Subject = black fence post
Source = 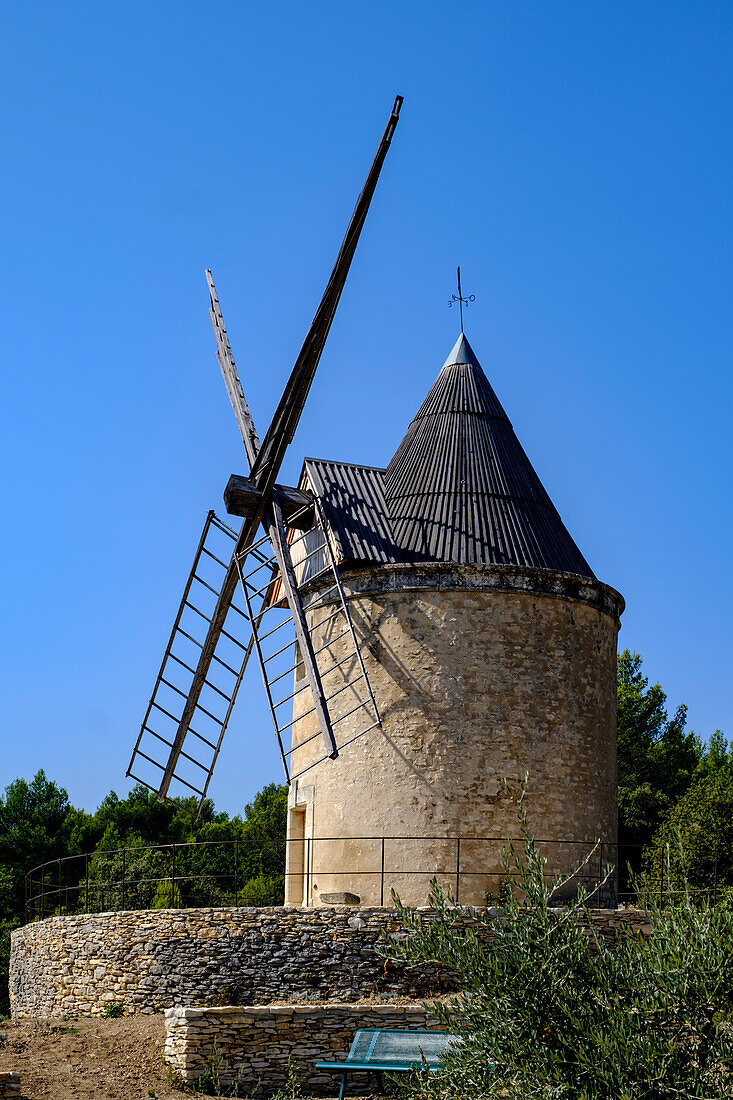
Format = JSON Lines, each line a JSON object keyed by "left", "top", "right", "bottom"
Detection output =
{"left": 85, "top": 853, "right": 89, "bottom": 913}
{"left": 455, "top": 838, "right": 461, "bottom": 904}
{"left": 380, "top": 838, "right": 385, "bottom": 906}
{"left": 659, "top": 846, "right": 665, "bottom": 907}
{"left": 171, "top": 843, "right": 176, "bottom": 908}
{"left": 235, "top": 838, "right": 239, "bottom": 906}
{"left": 306, "top": 836, "right": 311, "bottom": 907}
{"left": 121, "top": 848, "right": 126, "bottom": 911}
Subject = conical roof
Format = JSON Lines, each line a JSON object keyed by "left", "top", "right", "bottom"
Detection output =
{"left": 383, "top": 334, "right": 594, "bottom": 576}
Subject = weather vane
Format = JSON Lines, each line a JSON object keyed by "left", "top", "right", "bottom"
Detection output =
{"left": 448, "top": 266, "right": 475, "bottom": 331}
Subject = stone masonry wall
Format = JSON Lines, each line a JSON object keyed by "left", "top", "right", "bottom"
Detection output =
{"left": 288, "top": 564, "right": 623, "bottom": 906}
{"left": 10, "top": 906, "right": 448, "bottom": 1019}
{"left": 10, "top": 905, "right": 651, "bottom": 1020}
{"left": 164, "top": 1004, "right": 440, "bottom": 1095}
{"left": 0, "top": 1075, "right": 21, "bottom": 1099}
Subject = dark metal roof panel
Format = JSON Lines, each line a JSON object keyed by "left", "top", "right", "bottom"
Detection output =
{"left": 303, "top": 458, "right": 398, "bottom": 565}
{"left": 302, "top": 339, "right": 594, "bottom": 581}
{"left": 383, "top": 350, "right": 594, "bottom": 578}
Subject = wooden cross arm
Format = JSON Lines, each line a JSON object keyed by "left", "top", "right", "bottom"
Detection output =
{"left": 223, "top": 474, "right": 315, "bottom": 530}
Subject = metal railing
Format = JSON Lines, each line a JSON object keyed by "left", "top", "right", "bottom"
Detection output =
{"left": 23, "top": 835, "right": 726, "bottom": 921}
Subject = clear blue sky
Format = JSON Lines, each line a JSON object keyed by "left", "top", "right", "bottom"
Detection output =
{"left": 2, "top": 2, "right": 732, "bottom": 815}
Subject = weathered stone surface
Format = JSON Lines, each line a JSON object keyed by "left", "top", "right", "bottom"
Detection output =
{"left": 0, "top": 1073, "right": 21, "bottom": 1099}
{"left": 287, "top": 564, "right": 623, "bottom": 907}
{"left": 10, "top": 905, "right": 650, "bottom": 1019}
{"left": 163, "top": 1003, "right": 440, "bottom": 1095}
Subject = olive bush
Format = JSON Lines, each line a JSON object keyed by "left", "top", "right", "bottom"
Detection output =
{"left": 383, "top": 782, "right": 733, "bottom": 1100}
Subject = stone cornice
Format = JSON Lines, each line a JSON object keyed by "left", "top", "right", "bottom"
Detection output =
{"left": 304, "top": 562, "right": 624, "bottom": 623}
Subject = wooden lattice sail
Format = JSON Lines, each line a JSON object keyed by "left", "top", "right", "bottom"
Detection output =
{"left": 127, "top": 97, "right": 402, "bottom": 813}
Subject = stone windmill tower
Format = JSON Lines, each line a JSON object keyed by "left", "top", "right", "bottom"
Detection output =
{"left": 284, "top": 331, "right": 624, "bottom": 907}
{"left": 127, "top": 100, "right": 623, "bottom": 908}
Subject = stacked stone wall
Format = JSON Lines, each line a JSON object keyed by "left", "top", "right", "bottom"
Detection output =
{"left": 288, "top": 565, "right": 623, "bottom": 906}
{"left": 0, "top": 1075, "right": 21, "bottom": 1099}
{"left": 10, "top": 906, "right": 450, "bottom": 1019}
{"left": 10, "top": 905, "right": 651, "bottom": 1019}
{"left": 164, "top": 1003, "right": 440, "bottom": 1094}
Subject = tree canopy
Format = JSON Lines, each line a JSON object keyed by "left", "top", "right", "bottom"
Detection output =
{"left": 617, "top": 649, "right": 703, "bottom": 851}
{"left": 650, "top": 766, "right": 733, "bottom": 891}
{"left": 0, "top": 776, "right": 287, "bottom": 1012}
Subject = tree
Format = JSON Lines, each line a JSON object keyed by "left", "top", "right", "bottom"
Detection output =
{"left": 240, "top": 783, "right": 287, "bottom": 878}
{"left": 648, "top": 767, "right": 733, "bottom": 894}
{"left": 692, "top": 729, "right": 733, "bottom": 784}
{"left": 384, "top": 786, "right": 733, "bottom": 1099}
{"left": 617, "top": 650, "right": 701, "bottom": 853}
{"left": 0, "top": 771, "right": 78, "bottom": 913}
{"left": 85, "top": 784, "right": 219, "bottom": 851}
{"left": 237, "top": 783, "right": 287, "bottom": 903}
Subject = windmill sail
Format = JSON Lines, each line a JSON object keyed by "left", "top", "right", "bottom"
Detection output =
{"left": 205, "top": 274, "right": 338, "bottom": 763}
{"left": 208, "top": 272, "right": 261, "bottom": 466}
{"left": 127, "top": 96, "right": 401, "bottom": 808}
{"left": 250, "top": 95, "right": 403, "bottom": 485}
{"left": 126, "top": 500, "right": 380, "bottom": 808}
{"left": 235, "top": 500, "right": 380, "bottom": 783}
{"left": 126, "top": 511, "right": 253, "bottom": 803}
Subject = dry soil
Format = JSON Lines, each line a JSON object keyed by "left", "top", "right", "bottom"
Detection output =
{"left": 0, "top": 1016, "right": 186, "bottom": 1100}
{"left": 0, "top": 1016, "right": 369, "bottom": 1099}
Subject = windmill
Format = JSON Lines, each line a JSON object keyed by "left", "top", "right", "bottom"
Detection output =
{"left": 127, "top": 96, "right": 403, "bottom": 815}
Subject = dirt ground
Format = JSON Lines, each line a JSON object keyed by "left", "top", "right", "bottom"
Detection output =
{"left": 0, "top": 1016, "right": 184, "bottom": 1100}
{"left": 0, "top": 1016, "right": 371, "bottom": 1100}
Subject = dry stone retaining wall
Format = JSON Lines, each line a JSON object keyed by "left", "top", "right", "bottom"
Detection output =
{"left": 10, "top": 905, "right": 651, "bottom": 1019}
{"left": 0, "top": 1074, "right": 21, "bottom": 1099}
{"left": 164, "top": 1003, "right": 440, "bottom": 1095}
{"left": 10, "top": 906, "right": 449, "bottom": 1019}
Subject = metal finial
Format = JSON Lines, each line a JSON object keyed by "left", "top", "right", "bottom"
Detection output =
{"left": 448, "top": 266, "right": 475, "bottom": 331}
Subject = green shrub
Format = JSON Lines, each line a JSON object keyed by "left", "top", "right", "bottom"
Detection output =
{"left": 151, "top": 880, "right": 183, "bottom": 909}
{"left": 193, "top": 1036, "right": 224, "bottom": 1095}
{"left": 383, "top": 778, "right": 733, "bottom": 1100}
{"left": 0, "top": 918, "right": 19, "bottom": 1015}
{"left": 103, "top": 1001, "right": 124, "bottom": 1018}
{"left": 270, "top": 1059, "right": 310, "bottom": 1099}
{"left": 237, "top": 873, "right": 284, "bottom": 907}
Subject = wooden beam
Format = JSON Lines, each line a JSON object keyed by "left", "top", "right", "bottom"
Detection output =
{"left": 268, "top": 498, "right": 338, "bottom": 759}
{"left": 249, "top": 95, "right": 403, "bottom": 493}
{"left": 156, "top": 97, "right": 402, "bottom": 799}
{"left": 223, "top": 475, "right": 314, "bottom": 529}
{"left": 207, "top": 270, "right": 261, "bottom": 470}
